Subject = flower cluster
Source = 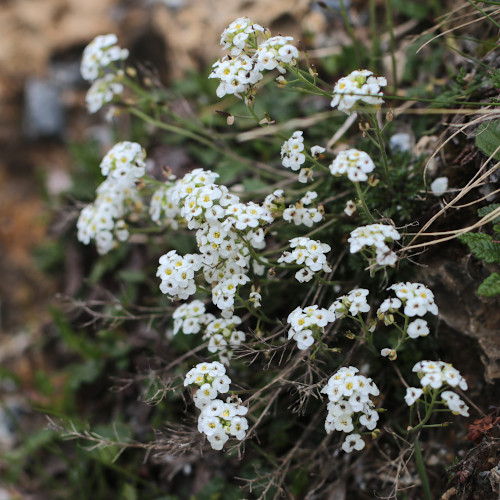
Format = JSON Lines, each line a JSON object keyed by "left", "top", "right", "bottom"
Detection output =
{"left": 173, "top": 300, "right": 214, "bottom": 335}
{"left": 219, "top": 17, "right": 265, "bottom": 56}
{"left": 321, "top": 366, "right": 380, "bottom": 453}
{"left": 81, "top": 34, "right": 129, "bottom": 82}
{"left": 377, "top": 282, "right": 438, "bottom": 341}
{"left": 329, "top": 288, "right": 370, "bottom": 319}
{"left": 281, "top": 131, "right": 305, "bottom": 171}
{"left": 330, "top": 69, "right": 387, "bottom": 115}
{"left": 405, "top": 361, "right": 469, "bottom": 417}
{"left": 255, "top": 36, "right": 299, "bottom": 74}
{"left": 81, "top": 34, "right": 128, "bottom": 113}
{"left": 77, "top": 141, "right": 146, "bottom": 254}
{"left": 156, "top": 168, "right": 273, "bottom": 315}
{"left": 283, "top": 191, "right": 323, "bottom": 227}
{"left": 150, "top": 182, "right": 181, "bottom": 229}
{"left": 210, "top": 18, "right": 298, "bottom": 101}
{"left": 203, "top": 315, "right": 246, "bottom": 364}
{"left": 184, "top": 362, "right": 249, "bottom": 450}
{"left": 86, "top": 73, "right": 124, "bottom": 114}
{"left": 157, "top": 251, "right": 203, "bottom": 300}
{"left": 387, "top": 282, "right": 438, "bottom": 317}
{"left": 100, "top": 141, "right": 146, "bottom": 184}
{"left": 329, "top": 149, "right": 375, "bottom": 183}
{"left": 287, "top": 305, "right": 335, "bottom": 350}
{"left": 209, "top": 55, "right": 263, "bottom": 99}
{"left": 278, "top": 237, "right": 332, "bottom": 283}
{"left": 348, "top": 223, "right": 401, "bottom": 266}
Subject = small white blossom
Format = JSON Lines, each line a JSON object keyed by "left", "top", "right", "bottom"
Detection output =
{"left": 81, "top": 34, "right": 129, "bottom": 82}
{"left": 348, "top": 224, "right": 401, "bottom": 267}
{"left": 404, "top": 387, "right": 423, "bottom": 406}
{"left": 330, "top": 69, "right": 387, "bottom": 115}
{"left": 278, "top": 237, "right": 332, "bottom": 281}
{"left": 287, "top": 305, "right": 335, "bottom": 350}
{"left": 85, "top": 73, "right": 125, "bottom": 113}
{"left": 441, "top": 391, "right": 469, "bottom": 417}
{"left": 281, "top": 131, "right": 305, "bottom": 171}
{"left": 219, "top": 17, "right": 264, "bottom": 56}
{"left": 322, "top": 366, "right": 380, "bottom": 450}
{"left": 344, "top": 200, "right": 356, "bottom": 216}
{"left": 329, "top": 149, "right": 375, "bottom": 183}
{"left": 407, "top": 319, "right": 430, "bottom": 339}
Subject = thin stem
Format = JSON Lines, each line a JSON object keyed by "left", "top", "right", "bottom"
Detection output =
{"left": 369, "top": 0, "right": 379, "bottom": 71}
{"left": 413, "top": 438, "right": 433, "bottom": 500}
{"left": 339, "top": 0, "right": 363, "bottom": 66}
{"left": 354, "top": 182, "right": 376, "bottom": 222}
{"left": 464, "top": 0, "right": 500, "bottom": 29}
{"left": 369, "top": 113, "right": 393, "bottom": 190}
{"left": 385, "top": 0, "right": 398, "bottom": 92}
{"left": 128, "top": 107, "right": 287, "bottom": 181}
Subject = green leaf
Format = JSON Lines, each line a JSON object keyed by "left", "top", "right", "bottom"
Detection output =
{"left": 475, "top": 120, "right": 500, "bottom": 161}
{"left": 478, "top": 273, "right": 500, "bottom": 297}
{"left": 478, "top": 203, "right": 500, "bottom": 223}
{"left": 459, "top": 232, "right": 500, "bottom": 263}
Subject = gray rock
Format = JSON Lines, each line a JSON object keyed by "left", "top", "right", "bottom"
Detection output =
{"left": 23, "top": 77, "right": 64, "bottom": 139}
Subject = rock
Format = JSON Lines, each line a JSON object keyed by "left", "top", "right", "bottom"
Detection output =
{"left": 421, "top": 259, "right": 500, "bottom": 382}
{"left": 151, "top": 0, "right": 310, "bottom": 79}
{"left": 23, "top": 77, "right": 64, "bottom": 139}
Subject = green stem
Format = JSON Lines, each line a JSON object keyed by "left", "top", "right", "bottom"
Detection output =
{"left": 128, "top": 107, "right": 286, "bottom": 181}
{"left": 369, "top": 0, "right": 379, "bottom": 71}
{"left": 464, "top": 0, "right": 500, "bottom": 29}
{"left": 370, "top": 113, "right": 392, "bottom": 190}
{"left": 413, "top": 438, "right": 433, "bottom": 500}
{"left": 339, "top": 0, "right": 363, "bottom": 66}
{"left": 385, "top": 0, "right": 397, "bottom": 92}
{"left": 354, "top": 182, "right": 375, "bottom": 222}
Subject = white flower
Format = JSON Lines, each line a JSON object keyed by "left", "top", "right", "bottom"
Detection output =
{"left": 85, "top": 73, "right": 124, "bottom": 113}
{"left": 249, "top": 291, "right": 262, "bottom": 308}
{"left": 381, "top": 348, "right": 397, "bottom": 360}
{"left": 322, "top": 367, "right": 380, "bottom": 441}
{"left": 348, "top": 224, "right": 401, "bottom": 267}
{"left": 287, "top": 305, "right": 335, "bottom": 350}
{"left": 311, "top": 145, "right": 325, "bottom": 158}
{"left": 344, "top": 200, "right": 356, "bottom": 216}
{"left": 342, "top": 433, "right": 365, "bottom": 453}
{"left": 278, "top": 236, "right": 332, "bottom": 281}
{"left": 281, "top": 131, "right": 305, "bottom": 171}
{"left": 441, "top": 391, "right": 469, "bottom": 417}
{"left": 219, "top": 17, "right": 264, "bottom": 56}
{"left": 388, "top": 282, "right": 438, "bottom": 317}
{"left": 407, "top": 319, "right": 430, "bottom": 339}
{"left": 81, "top": 34, "right": 129, "bottom": 82}
{"left": 430, "top": 177, "right": 448, "bottom": 196}
{"left": 412, "top": 361, "right": 468, "bottom": 391}
{"left": 207, "top": 429, "right": 230, "bottom": 450}
{"left": 330, "top": 69, "right": 387, "bottom": 115}
{"left": 255, "top": 36, "right": 299, "bottom": 74}
{"left": 404, "top": 387, "right": 423, "bottom": 406}
{"left": 100, "top": 141, "right": 146, "bottom": 185}
{"left": 329, "top": 149, "right": 375, "bottom": 183}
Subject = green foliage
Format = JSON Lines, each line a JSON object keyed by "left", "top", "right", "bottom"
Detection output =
{"left": 475, "top": 119, "right": 500, "bottom": 161}
{"left": 459, "top": 204, "right": 500, "bottom": 297}
{"left": 478, "top": 203, "right": 500, "bottom": 223}
{"left": 392, "top": 0, "right": 433, "bottom": 20}
{"left": 458, "top": 232, "right": 500, "bottom": 264}
{"left": 487, "top": 68, "right": 500, "bottom": 88}
{"left": 477, "top": 272, "right": 500, "bottom": 297}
